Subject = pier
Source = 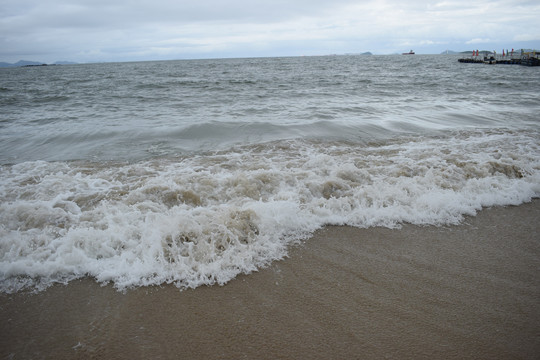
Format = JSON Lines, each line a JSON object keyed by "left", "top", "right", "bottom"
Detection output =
{"left": 458, "top": 51, "right": 539, "bottom": 66}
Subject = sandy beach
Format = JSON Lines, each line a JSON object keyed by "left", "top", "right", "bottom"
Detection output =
{"left": 1, "top": 200, "right": 539, "bottom": 359}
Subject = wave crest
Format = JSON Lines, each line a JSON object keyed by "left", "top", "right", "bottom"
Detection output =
{"left": 1, "top": 129, "right": 539, "bottom": 293}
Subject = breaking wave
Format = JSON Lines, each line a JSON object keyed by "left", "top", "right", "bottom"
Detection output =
{"left": 1, "top": 129, "right": 539, "bottom": 293}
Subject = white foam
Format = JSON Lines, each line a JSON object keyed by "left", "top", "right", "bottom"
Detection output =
{"left": 1, "top": 129, "right": 539, "bottom": 292}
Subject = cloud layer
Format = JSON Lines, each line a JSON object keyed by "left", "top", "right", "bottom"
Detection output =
{"left": 1, "top": 0, "right": 539, "bottom": 62}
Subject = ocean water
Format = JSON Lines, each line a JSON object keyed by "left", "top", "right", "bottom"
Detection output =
{"left": 1, "top": 55, "right": 539, "bottom": 293}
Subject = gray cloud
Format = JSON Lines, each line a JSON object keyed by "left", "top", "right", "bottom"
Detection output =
{"left": 1, "top": 0, "right": 539, "bottom": 63}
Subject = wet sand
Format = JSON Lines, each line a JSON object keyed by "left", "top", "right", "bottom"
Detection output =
{"left": 1, "top": 200, "right": 539, "bottom": 359}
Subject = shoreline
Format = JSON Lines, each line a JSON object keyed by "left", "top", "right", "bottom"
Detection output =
{"left": 1, "top": 200, "right": 539, "bottom": 359}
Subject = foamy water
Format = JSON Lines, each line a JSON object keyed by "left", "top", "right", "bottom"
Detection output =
{"left": 1, "top": 55, "right": 539, "bottom": 292}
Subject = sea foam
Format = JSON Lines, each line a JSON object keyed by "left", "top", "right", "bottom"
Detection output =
{"left": 1, "top": 129, "right": 539, "bottom": 293}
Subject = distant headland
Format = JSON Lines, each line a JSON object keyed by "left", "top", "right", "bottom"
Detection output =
{"left": 0, "top": 60, "right": 77, "bottom": 68}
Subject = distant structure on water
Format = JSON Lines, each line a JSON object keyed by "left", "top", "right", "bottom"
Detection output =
{"left": 402, "top": 50, "right": 415, "bottom": 55}
{"left": 458, "top": 49, "right": 539, "bottom": 66}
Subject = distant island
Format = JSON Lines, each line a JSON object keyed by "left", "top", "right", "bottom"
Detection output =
{"left": 0, "top": 60, "right": 77, "bottom": 68}
{"left": 441, "top": 49, "right": 538, "bottom": 55}
{"left": 441, "top": 50, "right": 498, "bottom": 55}
{"left": 343, "top": 52, "right": 372, "bottom": 56}
{"left": 440, "top": 50, "right": 494, "bottom": 55}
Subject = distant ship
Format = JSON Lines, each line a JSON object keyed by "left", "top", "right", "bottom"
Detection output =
{"left": 402, "top": 50, "right": 415, "bottom": 55}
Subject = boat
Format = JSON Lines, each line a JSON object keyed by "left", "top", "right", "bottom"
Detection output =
{"left": 484, "top": 56, "right": 496, "bottom": 65}
{"left": 521, "top": 52, "right": 540, "bottom": 66}
{"left": 402, "top": 50, "right": 415, "bottom": 55}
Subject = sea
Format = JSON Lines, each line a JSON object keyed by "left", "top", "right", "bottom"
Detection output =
{"left": 1, "top": 55, "right": 539, "bottom": 293}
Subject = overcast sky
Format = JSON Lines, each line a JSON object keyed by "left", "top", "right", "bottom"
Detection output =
{"left": 1, "top": 0, "right": 539, "bottom": 63}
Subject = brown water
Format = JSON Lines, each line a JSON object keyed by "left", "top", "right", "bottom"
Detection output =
{"left": 1, "top": 201, "right": 539, "bottom": 359}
